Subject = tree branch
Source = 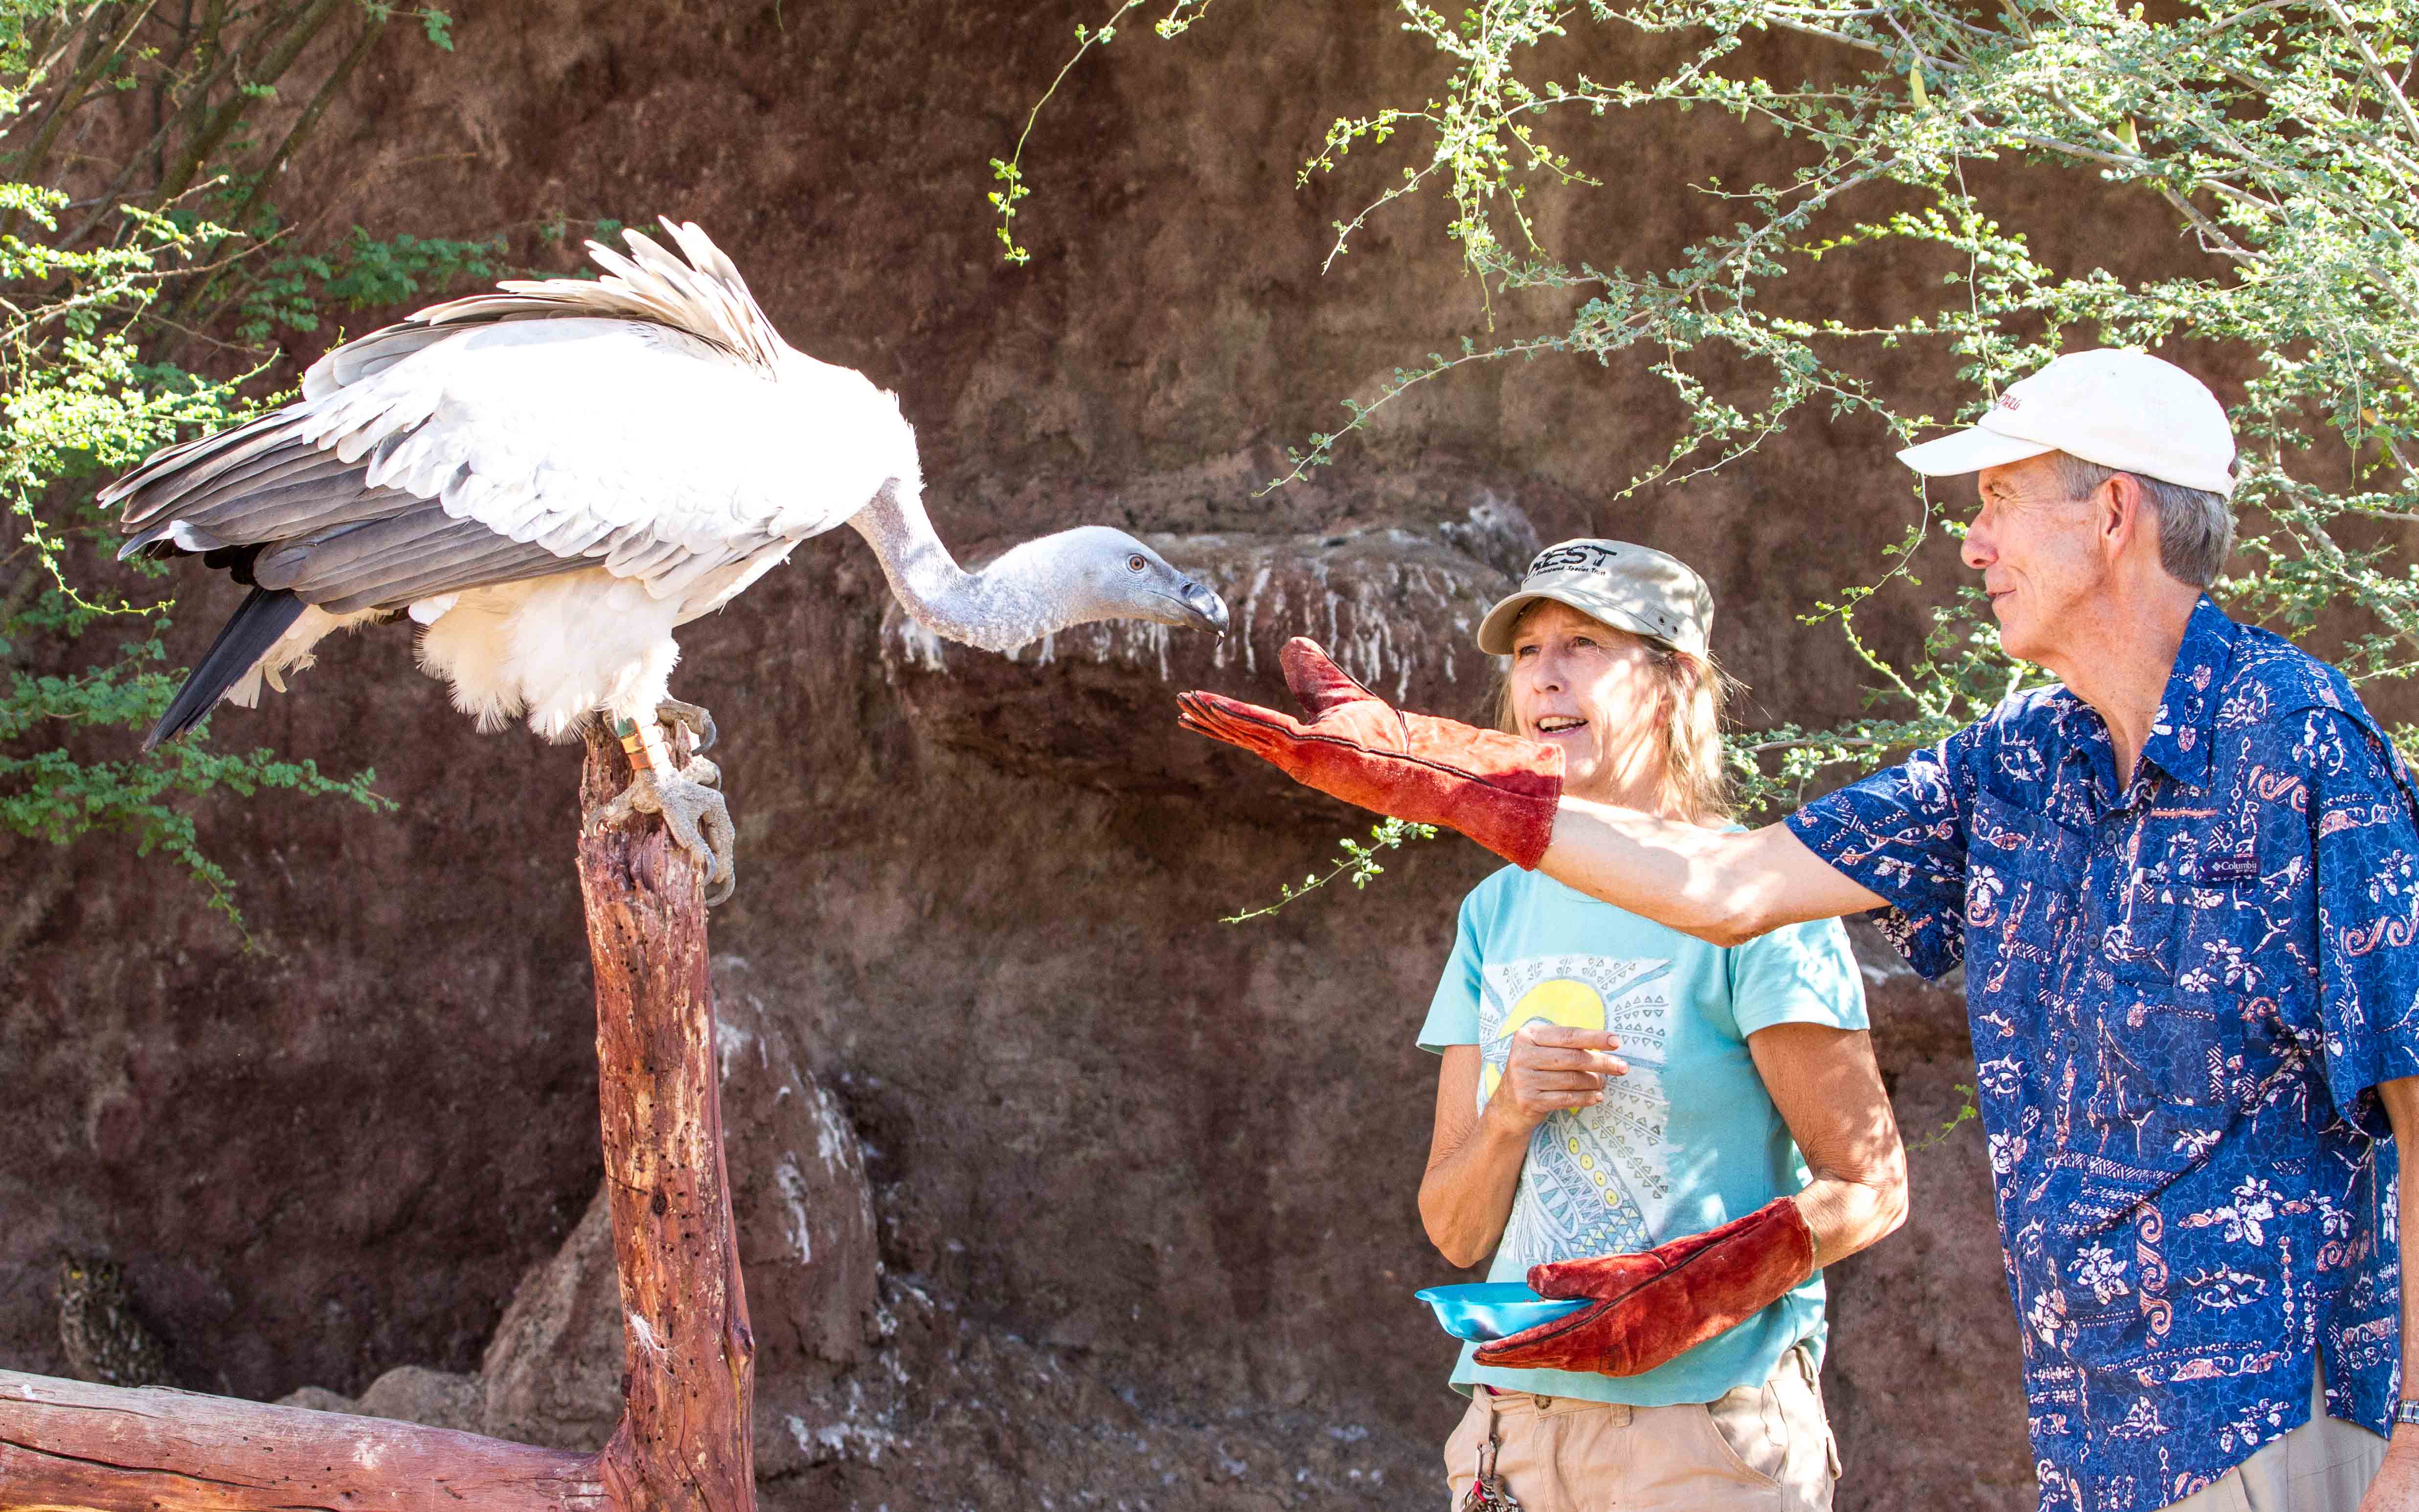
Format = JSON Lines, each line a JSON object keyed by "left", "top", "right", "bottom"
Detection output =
{"left": 152, "top": 0, "right": 348, "bottom": 206}
{"left": 169, "top": 9, "right": 390, "bottom": 325}
{"left": 0, "top": 1373, "right": 608, "bottom": 1512}
{"left": 2, "top": 1, "right": 162, "bottom": 232}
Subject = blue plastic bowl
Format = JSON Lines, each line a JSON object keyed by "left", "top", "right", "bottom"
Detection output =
{"left": 1414, "top": 1282, "right": 1589, "bottom": 1342}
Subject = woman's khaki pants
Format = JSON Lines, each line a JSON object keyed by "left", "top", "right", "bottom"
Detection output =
{"left": 1442, "top": 1346, "right": 1839, "bottom": 1512}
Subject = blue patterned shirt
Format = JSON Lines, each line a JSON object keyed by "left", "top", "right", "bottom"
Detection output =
{"left": 1786, "top": 596, "right": 2419, "bottom": 1512}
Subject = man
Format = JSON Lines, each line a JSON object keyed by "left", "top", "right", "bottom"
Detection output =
{"left": 1180, "top": 349, "right": 2419, "bottom": 1512}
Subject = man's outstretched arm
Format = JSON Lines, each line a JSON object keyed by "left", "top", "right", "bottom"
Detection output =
{"left": 1178, "top": 637, "right": 1888, "bottom": 946}
{"left": 1538, "top": 800, "right": 1886, "bottom": 946}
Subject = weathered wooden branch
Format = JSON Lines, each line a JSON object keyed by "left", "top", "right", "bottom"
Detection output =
{"left": 0, "top": 721, "right": 755, "bottom": 1512}
{"left": 576, "top": 722, "right": 756, "bottom": 1512}
{"left": 0, "top": 1372, "right": 605, "bottom": 1512}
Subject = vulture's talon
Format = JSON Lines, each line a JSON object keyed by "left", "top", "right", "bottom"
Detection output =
{"left": 595, "top": 767, "right": 738, "bottom": 904}
{"left": 681, "top": 754, "right": 721, "bottom": 790}
{"left": 653, "top": 772, "right": 735, "bottom": 905}
{"left": 656, "top": 699, "right": 718, "bottom": 755}
{"left": 589, "top": 783, "right": 645, "bottom": 834}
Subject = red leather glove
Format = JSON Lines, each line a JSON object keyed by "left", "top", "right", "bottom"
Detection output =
{"left": 1473, "top": 1197, "right": 1815, "bottom": 1377}
{"left": 1175, "top": 637, "right": 1564, "bottom": 870}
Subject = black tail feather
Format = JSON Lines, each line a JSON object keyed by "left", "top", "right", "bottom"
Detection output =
{"left": 143, "top": 587, "right": 307, "bottom": 751}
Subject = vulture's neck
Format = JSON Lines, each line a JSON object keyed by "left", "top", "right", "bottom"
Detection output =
{"left": 848, "top": 477, "right": 1105, "bottom": 654}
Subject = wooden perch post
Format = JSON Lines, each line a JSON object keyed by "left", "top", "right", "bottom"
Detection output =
{"left": 0, "top": 723, "right": 755, "bottom": 1512}
{"left": 577, "top": 722, "right": 756, "bottom": 1512}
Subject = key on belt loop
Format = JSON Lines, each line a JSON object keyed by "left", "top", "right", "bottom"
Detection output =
{"left": 1460, "top": 1388, "right": 1523, "bottom": 1512}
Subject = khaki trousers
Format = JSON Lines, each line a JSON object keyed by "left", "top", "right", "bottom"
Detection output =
{"left": 1441, "top": 1346, "right": 1839, "bottom": 1512}
{"left": 2158, "top": 1365, "right": 2386, "bottom": 1512}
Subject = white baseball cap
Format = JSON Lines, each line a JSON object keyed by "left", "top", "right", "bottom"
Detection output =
{"left": 1476, "top": 539, "right": 1715, "bottom": 657}
{"left": 1897, "top": 348, "right": 2236, "bottom": 496}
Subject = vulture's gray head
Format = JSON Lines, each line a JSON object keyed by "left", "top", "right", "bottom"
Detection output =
{"left": 999, "top": 526, "right": 1230, "bottom": 636}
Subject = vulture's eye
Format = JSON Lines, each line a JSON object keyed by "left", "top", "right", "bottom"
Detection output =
{"left": 1126, "top": 554, "right": 1148, "bottom": 573}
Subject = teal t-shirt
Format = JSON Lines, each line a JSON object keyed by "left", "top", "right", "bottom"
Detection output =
{"left": 1417, "top": 864, "right": 1869, "bottom": 1407}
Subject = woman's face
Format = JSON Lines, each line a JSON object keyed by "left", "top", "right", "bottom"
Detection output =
{"left": 1507, "top": 600, "right": 1667, "bottom": 805}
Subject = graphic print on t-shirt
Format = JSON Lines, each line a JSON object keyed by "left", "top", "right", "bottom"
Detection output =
{"left": 1477, "top": 954, "right": 1676, "bottom": 1268}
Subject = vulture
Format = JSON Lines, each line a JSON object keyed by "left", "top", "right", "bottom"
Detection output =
{"left": 108, "top": 219, "right": 1231, "bottom": 903}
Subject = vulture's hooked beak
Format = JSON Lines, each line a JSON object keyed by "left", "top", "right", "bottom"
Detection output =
{"left": 1177, "top": 578, "right": 1231, "bottom": 637}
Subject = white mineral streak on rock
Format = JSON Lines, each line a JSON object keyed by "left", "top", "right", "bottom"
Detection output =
{"left": 1236, "top": 565, "right": 1274, "bottom": 676}
{"left": 890, "top": 617, "right": 950, "bottom": 672}
{"left": 714, "top": 1016, "right": 753, "bottom": 1083}
{"left": 813, "top": 1085, "right": 853, "bottom": 1172}
{"left": 786, "top": 1410, "right": 901, "bottom": 1462}
{"left": 773, "top": 1154, "right": 814, "bottom": 1264}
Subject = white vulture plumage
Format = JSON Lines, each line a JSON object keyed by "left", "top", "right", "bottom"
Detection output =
{"left": 108, "top": 219, "right": 1231, "bottom": 903}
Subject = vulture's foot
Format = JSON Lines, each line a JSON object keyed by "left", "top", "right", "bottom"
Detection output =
{"left": 593, "top": 761, "right": 736, "bottom": 906}
{"left": 656, "top": 699, "right": 718, "bottom": 754}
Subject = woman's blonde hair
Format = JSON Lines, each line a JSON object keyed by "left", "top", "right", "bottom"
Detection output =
{"left": 1488, "top": 604, "right": 1736, "bottom": 825}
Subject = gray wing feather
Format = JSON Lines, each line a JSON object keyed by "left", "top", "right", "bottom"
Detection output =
{"left": 252, "top": 503, "right": 580, "bottom": 610}
{"left": 117, "top": 423, "right": 588, "bottom": 612}
{"left": 119, "top": 441, "right": 392, "bottom": 554}
{"left": 123, "top": 476, "right": 411, "bottom": 558}
{"left": 301, "top": 323, "right": 467, "bottom": 399}
{"left": 125, "top": 450, "right": 369, "bottom": 541}
{"left": 109, "top": 412, "right": 294, "bottom": 519}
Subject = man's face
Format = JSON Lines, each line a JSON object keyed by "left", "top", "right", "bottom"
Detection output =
{"left": 1961, "top": 453, "right": 2106, "bottom": 666}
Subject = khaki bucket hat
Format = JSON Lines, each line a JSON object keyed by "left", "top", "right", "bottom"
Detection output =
{"left": 1476, "top": 539, "right": 1715, "bottom": 657}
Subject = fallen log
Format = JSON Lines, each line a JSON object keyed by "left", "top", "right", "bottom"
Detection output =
{"left": 0, "top": 1372, "right": 604, "bottom": 1512}
{"left": 0, "top": 722, "right": 753, "bottom": 1512}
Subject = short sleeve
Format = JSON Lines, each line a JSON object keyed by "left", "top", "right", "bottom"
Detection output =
{"left": 1783, "top": 728, "right": 1979, "bottom": 980}
{"left": 1418, "top": 886, "right": 1489, "bottom": 1054}
{"left": 2302, "top": 708, "right": 2419, "bottom": 1133}
{"left": 1729, "top": 916, "right": 1870, "bottom": 1038}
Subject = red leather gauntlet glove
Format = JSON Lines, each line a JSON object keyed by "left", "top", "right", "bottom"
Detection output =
{"left": 1473, "top": 1197, "right": 1815, "bottom": 1377}
{"left": 1176, "top": 637, "right": 1564, "bottom": 870}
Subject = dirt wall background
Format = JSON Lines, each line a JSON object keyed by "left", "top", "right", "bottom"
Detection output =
{"left": 1, "top": 1, "right": 2257, "bottom": 1506}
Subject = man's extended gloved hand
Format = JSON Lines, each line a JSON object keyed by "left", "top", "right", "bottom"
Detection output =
{"left": 1473, "top": 1197, "right": 1815, "bottom": 1377}
{"left": 1176, "top": 637, "right": 1565, "bottom": 870}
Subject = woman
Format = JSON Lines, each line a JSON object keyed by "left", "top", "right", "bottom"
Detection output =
{"left": 1416, "top": 539, "right": 1906, "bottom": 1512}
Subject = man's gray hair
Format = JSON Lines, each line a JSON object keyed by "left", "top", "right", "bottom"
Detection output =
{"left": 2053, "top": 453, "right": 2235, "bottom": 587}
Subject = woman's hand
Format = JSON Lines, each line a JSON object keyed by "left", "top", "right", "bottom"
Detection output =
{"left": 1485, "top": 1023, "right": 1628, "bottom": 1135}
{"left": 1422, "top": 1030, "right": 1631, "bottom": 1267}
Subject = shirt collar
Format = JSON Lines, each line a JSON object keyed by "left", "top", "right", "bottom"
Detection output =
{"left": 2137, "top": 594, "right": 2238, "bottom": 791}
